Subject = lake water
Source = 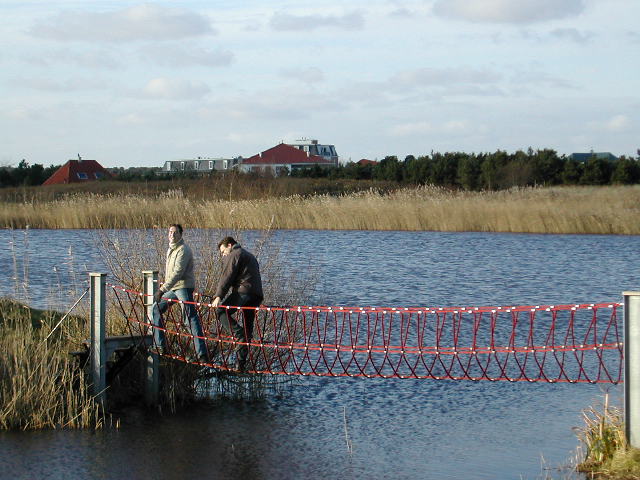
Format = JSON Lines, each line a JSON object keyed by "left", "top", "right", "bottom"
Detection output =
{"left": 1, "top": 228, "right": 638, "bottom": 480}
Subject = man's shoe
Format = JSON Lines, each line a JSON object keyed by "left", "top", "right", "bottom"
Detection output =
{"left": 149, "top": 346, "right": 164, "bottom": 356}
{"left": 234, "top": 358, "right": 247, "bottom": 373}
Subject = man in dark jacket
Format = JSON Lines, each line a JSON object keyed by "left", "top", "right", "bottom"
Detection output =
{"left": 211, "top": 236, "right": 263, "bottom": 372}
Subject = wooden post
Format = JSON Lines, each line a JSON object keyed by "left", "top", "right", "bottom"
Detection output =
{"left": 625, "top": 291, "right": 640, "bottom": 448}
{"left": 90, "top": 272, "right": 107, "bottom": 406}
{"left": 143, "top": 270, "right": 159, "bottom": 406}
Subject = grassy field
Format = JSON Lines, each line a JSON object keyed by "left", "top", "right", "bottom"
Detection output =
{"left": 1, "top": 181, "right": 639, "bottom": 234}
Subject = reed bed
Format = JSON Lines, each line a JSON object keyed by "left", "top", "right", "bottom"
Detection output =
{"left": 574, "top": 392, "right": 640, "bottom": 478}
{"left": 0, "top": 299, "right": 106, "bottom": 430}
{"left": 2, "top": 185, "right": 638, "bottom": 234}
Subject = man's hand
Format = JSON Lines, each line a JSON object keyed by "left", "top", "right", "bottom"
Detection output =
{"left": 153, "top": 289, "right": 164, "bottom": 304}
{"left": 211, "top": 296, "right": 221, "bottom": 308}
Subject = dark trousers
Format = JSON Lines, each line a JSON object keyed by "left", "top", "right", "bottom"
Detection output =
{"left": 217, "top": 292, "right": 262, "bottom": 365}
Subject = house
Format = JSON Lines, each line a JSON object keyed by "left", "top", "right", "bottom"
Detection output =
{"left": 285, "top": 139, "right": 339, "bottom": 166}
{"left": 240, "top": 143, "right": 335, "bottom": 175}
{"left": 162, "top": 157, "right": 242, "bottom": 174}
{"left": 569, "top": 152, "right": 618, "bottom": 163}
{"left": 42, "top": 158, "right": 112, "bottom": 185}
{"left": 357, "top": 159, "right": 378, "bottom": 166}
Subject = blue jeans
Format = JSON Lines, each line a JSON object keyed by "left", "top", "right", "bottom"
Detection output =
{"left": 152, "top": 288, "right": 207, "bottom": 359}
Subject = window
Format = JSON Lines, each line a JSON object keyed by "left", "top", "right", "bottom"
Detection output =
{"left": 94, "top": 172, "right": 104, "bottom": 179}
{"left": 165, "top": 162, "right": 171, "bottom": 171}
{"left": 223, "top": 160, "right": 228, "bottom": 170}
{"left": 209, "top": 160, "right": 213, "bottom": 170}
{"left": 180, "top": 162, "right": 185, "bottom": 170}
{"left": 76, "top": 172, "right": 88, "bottom": 180}
{"left": 194, "top": 161, "right": 199, "bottom": 170}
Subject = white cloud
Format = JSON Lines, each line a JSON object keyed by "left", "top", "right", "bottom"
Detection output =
{"left": 390, "top": 121, "right": 433, "bottom": 136}
{"left": 550, "top": 28, "right": 594, "bottom": 43}
{"left": 278, "top": 67, "right": 325, "bottom": 84}
{"left": 141, "top": 78, "right": 210, "bottom": 100}
{"left": 24, "top": 49, "right": 122, "bottom": 69}
{"left": 605, "top": 114, "right": 630, "bottom": 132}
{"left": 116, "top": 113, "right": 146, "bottom": 126}
{"left": 432, "top": 0, "right": 586, "bottom": 24}
{"left": 390, "top": 119, "right": 472, "bottom": 137}
{"left": 270, "top": 10, "right": 365, "bottom": 31}
{"left": 137, "top": 44, "right": 234, "bottom": 67}
{"left": 10, "top": 76, "right": 109, "bottom": 93}
{"left": 390, "top": 67, "right": 501, "bottom": 87}
{"left": 31, "top": 4, "right": 215, "bottom": 42}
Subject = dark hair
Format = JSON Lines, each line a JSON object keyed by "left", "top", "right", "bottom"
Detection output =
{"left": 169, "top": 224, "right": 183, "bottom": 234}
{"left": 218, "top": 236, "right": 237, "bottom": 249}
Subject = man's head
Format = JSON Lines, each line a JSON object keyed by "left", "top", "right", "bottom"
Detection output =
{"left": 168, "top": 224, "right": 183, "bottom": 243}
{"left": 218, "top": 236, "right": 237, "bottom": 256}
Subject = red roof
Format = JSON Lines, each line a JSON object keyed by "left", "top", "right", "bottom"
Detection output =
{"left": 43, "top": 159, "right": 112, "bottom": 185}
{"left": 243, "top": 143, "right": 334, "bottom": 165}
{"left": 357, "top": 159, "right": 378, "bottom": 166}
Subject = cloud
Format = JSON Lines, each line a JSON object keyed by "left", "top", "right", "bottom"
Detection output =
{"left": 10, "top": 76, "right": 109, "bottom": 92}
{"left": 278, "top": 67, "right": 325, "bottom": 84}
{"left": 24, "top": 49, "right": 122, "bottom": 69}
{"left": 432, "top": 0, "right": 586, "bottom": 24}
{"left": 31, "top": 4, "right": 215, "bottom": 42}
{"left": 390, "top": 67, "right": 501, "bottom": 87}
{"left": 605, "top": 114, "right": 630, "bottom": 132}
{"left": 137, "top": 44, "right": 234, "bottom": 67}
{"left": 390, "top": 121, "right": 433, "bottom": 136}
{"left": 270, "top": 10, "right": 364, "bottom": 31}
{"left": 550, "top": 28, "right": 594, "bottom": 43}
{"left": 390, "top": 119, "right": 472, "bottom": 137}
{"left": 141, "top": 78, "right": 211, "bottom": 100}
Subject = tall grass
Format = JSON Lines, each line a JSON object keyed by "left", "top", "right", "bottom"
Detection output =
{"left": 2, "top": 185, "right": 639, "bottom": 234}
{"left": 0, "top": 299, "right": 106, "bottom": 429}
{"left": 574, "top": 392, "right": 640, "bottom": 478}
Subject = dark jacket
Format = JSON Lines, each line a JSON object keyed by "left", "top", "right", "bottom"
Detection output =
{"left": 214, "top": 244, "right": 263, "bottom": 300}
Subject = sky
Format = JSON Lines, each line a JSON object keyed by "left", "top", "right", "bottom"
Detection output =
{"left": 1, "top": 0, "right": 638, "bottom": 168}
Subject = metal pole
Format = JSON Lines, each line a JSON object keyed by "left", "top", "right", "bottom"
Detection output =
{"left": 90, "top": 272, "right": 107, "bottom": 406}
{"left": 624, "top": 291, "right": 640, "bottom": 447}
{"left": 143, "top": 270, "right": 159, "bottom": 406}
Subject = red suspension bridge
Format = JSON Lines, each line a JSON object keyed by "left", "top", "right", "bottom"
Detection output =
{"left": 107, "top": 282, "right": 623, "bottom": 384}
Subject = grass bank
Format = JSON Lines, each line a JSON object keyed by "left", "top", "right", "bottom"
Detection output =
{"left": 1, "top": 184, "right": 639, "bottom": 234}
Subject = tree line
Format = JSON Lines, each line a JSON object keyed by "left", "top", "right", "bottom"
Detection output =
{"left": 292, "top": 149, "right": 640, "bottom": 190}
{"left": 0, "top": 160, "right": 60, "bottom": 187}
{"left": 3, "top": 149, "right": 639, "bottom": 190}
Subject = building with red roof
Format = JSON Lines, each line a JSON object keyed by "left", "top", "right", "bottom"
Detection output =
{"left": 357, "top": 159, "right": 378, "bottom": 166}
{"left": 43, "top": 158, "right": 112, "bottom": 185}
{"left": 240, "top": 143, "right": 335, "bottom": 176}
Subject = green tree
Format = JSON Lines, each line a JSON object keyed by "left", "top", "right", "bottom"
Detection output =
{"left": 611, "top": 156, "right": 640, "bottom": 184}
{"left": 581, "top": 157, "right": 613, "bottom": 185}
{"left": 457, "top": 154, "right": 482, "bottom": 190}
{"left": 373, "top": 156, "right": 402, "bottom": 182}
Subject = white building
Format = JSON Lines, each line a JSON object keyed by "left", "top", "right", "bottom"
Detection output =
{"left": 286, "top": 139, "right": 339, "bottom": 166}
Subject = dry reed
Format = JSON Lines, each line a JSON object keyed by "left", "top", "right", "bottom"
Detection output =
{"left": 0, "top": 299, "right": 106, "bottom": 429}
{"left": 574, "top": 392, "right": 640, "bottom": 478}
{"left": 2, "top": 185, "right": 638, "bottom": 234}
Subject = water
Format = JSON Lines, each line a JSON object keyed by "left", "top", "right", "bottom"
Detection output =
{"left": 1, "top": 229, "right": 638, "bottom": 480}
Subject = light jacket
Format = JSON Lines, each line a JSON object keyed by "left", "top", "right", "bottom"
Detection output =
{"left": 162, "top": 239, "right": 196, "bottom": 291}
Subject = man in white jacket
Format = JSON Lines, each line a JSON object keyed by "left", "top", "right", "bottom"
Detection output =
{"left": 151, "top": 224, "right": 208, "bottom": 363}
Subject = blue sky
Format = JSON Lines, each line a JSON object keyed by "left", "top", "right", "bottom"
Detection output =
{"left": 1, "top": 0, "right": 638, "bottom": 167}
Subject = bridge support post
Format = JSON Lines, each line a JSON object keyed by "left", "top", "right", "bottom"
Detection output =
{"left": 89, "top": 272, "right": 107, "bottom": 407}
{"left": 624, "top": 291, "right": 640, "bottom": 448}
{"left": 143, "top": 270, "right": 160, "bottom": 406}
